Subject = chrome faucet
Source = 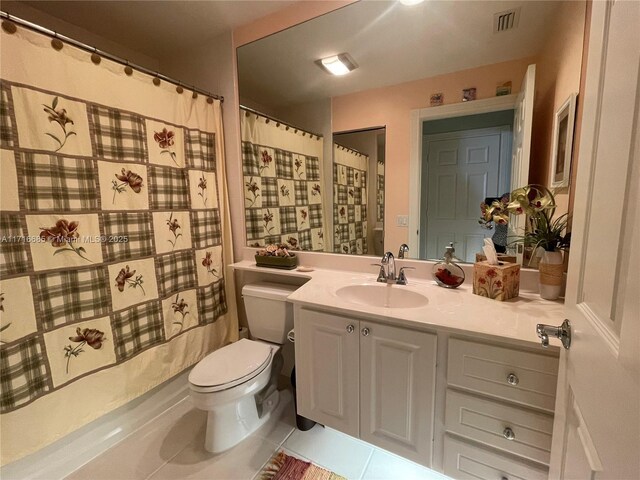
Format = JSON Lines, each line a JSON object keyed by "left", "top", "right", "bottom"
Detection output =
{"left": 381, "top": 252, "right": 396, "bottom": 283}
{"left": 373, "top": 251, "right": 415, "bottom": 285}
{"left": 398, "top": 244, "right": 409, "bottom": 259}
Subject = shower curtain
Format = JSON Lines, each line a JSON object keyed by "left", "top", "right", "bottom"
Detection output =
{"left": 333, "top": 144, "right": 369, "bottom": 254}
{"left": 0, "top": 25, "right": 237, "bottom": 464}
{"left": 240, "top": 109, "right": 325, "bottom": 251}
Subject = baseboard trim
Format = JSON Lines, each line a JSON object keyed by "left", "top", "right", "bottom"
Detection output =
{"left": 1, "top": 370, "right": 191, "bottom": 480}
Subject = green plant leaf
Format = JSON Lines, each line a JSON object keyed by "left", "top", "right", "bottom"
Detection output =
{"left": 53, "top": 248, "right": 70, "bottom": 256}
{"left": 52, "top": 96, "right": 58, "bottom": 109}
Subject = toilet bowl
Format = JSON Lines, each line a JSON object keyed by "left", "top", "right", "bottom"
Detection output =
{"left": 188, "top": 282, "right": 298, "bottom": 453}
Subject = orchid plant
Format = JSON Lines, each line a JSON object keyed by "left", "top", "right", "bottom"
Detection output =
{"left": 480, "top": 184, "right": 570, "bottom": 253}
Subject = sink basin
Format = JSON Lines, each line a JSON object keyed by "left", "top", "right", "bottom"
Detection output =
{"left": 335, "top": 284, "right": 428, "bottom": 308}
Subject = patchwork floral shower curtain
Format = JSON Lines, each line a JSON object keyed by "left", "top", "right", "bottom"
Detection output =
{"left": 0, "top": 26, "right": 237, "bottom": 464}
{"left": 333, "top": 144, "right": 369, "bottom": 254}
{"left": 241, "top": 109, "right": 325, "bottom": 251}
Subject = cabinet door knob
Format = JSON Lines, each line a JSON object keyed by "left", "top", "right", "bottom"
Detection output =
{"left": 361, "top": 327, "right": 370, "bottom": 336}
{"left": 506, "top": 373, "right": 519, "bottom": 386}
{"left": 503, "top": 427, "right": 515, "bottom": 440}
{"left": 346, "top": 324, "right": 354, "bottom": 334}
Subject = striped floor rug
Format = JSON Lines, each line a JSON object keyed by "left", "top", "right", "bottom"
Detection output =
{"left": 260, "top": 451, "right": 347, "bottom": 480}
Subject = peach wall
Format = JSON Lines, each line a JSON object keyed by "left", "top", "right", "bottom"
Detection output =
{"left": 529, "top": 0, "right": 586, "bottom": 215}
{"left": 332, "top": 57, "right": 535, "bottom": 251}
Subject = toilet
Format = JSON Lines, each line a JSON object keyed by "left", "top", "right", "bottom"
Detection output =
{"left": 188, "top": 282, "right": 297, "bottom": 453}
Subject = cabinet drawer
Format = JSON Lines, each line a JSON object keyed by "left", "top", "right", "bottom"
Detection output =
{"left": 445, "top": 389, "right": 553, "bottom": 465}
{"left": 447, "top": 338, "right": 559, "bottom": 412}
{"left": 443, "top": 435, "right": 548, "bottom": 480}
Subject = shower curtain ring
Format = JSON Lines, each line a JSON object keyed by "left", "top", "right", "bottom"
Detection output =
{"left": 124, "top": 60, "right": 133, "bottom": 76}
{"left": 192, "top": 87, "right": 198, "bottom": 99}
{"left": 2, "top": 17, "right": 17, "bottom": 34}
{"left": 153, "top": 73, "right": 161, "bottom": 86}
{"left": 51, "top": 32, "right": 63, "bottom": 50}
{"left": 91, "top": 47, "right": 101, "bottom": 64}
{"left": 176, "top": 82, "right": 184, "bottom": 94}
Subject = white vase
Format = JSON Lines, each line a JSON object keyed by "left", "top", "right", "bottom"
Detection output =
{"left": 538, "top": 250, "right": 564, "bottom": 300}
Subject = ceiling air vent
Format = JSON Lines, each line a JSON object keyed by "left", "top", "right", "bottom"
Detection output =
{"left": 493, "top": 8, "right": 520, "bottom": 33}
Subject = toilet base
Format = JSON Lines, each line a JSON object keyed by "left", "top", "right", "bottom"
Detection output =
{"left": 204, "top": 389, "right": 280, "bottom": 453}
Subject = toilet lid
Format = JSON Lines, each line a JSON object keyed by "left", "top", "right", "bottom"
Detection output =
{"left": 188, "top": 339, "right": 273, "bottom": 389}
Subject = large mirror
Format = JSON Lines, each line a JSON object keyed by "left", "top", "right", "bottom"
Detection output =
{"left": 237, "top": 0, "right": 586, "bottom": 263}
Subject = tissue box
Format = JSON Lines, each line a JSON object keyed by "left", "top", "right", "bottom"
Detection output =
{"left": 475, "top": 253, "right": 518, "bottom": 263}
{"left": 473, "top": 261, "right": 520, "bottom": 301}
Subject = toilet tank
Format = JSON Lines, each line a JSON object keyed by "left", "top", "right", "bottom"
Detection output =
{"left": 242, "top": 282, "right": 298, "bottom": 344}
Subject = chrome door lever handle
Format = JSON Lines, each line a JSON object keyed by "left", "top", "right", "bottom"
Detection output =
{"left": 536, "top": 319, "right": 571, "bottom": 349}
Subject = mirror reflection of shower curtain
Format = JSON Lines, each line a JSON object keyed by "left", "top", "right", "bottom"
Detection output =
{"left": 333, "top": 144, "right": 369, "bottom": 255}
{"left": 240, "top": 109, "right": 326, "bottom": 251}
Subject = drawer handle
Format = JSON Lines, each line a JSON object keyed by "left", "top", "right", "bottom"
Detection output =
{"left": 362, "top": 327, "right": 370, "bottom": 337}
{"left": 506, "top": 373, "right": 519, "bottom": 386}
{"left": 346, "top": 324, "right": 355, "bottom": 334}
{"left": 503, "top": 427, "right": 516, "bottom": 440}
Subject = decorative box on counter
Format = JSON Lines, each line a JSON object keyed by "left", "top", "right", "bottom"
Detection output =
{"left": 475, "top": 253, "right": 518, "bottom": 264}
{"left": 255, "top": 244, "right": 298, "bottom": 270}
{"left": 473, "top": 260, "right": 520, "bottom": 301}
{"left": 254, "top": 254, "right": 298, "bottom": 270}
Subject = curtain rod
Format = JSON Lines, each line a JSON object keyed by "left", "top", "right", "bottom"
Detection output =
{"left": 240, "top": 105, "right": 323, "bottom": 140}
{"left": 0, "top": 11, "right": 223, "bottom": 103}
{"left": 334, "top": 142, "right": 367, "bottom": 158}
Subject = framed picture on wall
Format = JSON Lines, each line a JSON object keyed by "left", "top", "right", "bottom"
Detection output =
{"left": 550, "top": 93, "right": 577, "bottom": 188}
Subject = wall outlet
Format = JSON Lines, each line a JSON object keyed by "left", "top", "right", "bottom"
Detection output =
{"left": 396, "top": 215, "right": 408, "bottom": 227}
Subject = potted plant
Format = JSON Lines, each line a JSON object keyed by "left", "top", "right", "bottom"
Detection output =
{"left": 480, "top": 184, "right": 570, "bottom": 300}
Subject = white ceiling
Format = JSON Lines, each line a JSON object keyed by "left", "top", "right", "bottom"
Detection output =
{"left": 238, "top": 0, "right": 564, "bottom": 109}
{"left": 3, "top": 0, "right": 296, "bottom": 58}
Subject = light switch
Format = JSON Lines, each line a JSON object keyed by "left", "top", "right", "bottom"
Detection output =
{"left": 396, "top": 215, "right": 408, "bottom": 227}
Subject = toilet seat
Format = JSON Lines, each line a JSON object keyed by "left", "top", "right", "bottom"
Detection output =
{"left": 188, "top": 339, "right": 273, "bottom": 392}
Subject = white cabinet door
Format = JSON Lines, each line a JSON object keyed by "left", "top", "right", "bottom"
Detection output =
{"left": 359, "top": 322, "right": 437, "bottom": 466}
{"left": 294, "top": 308, "right": 359, "bottom": 437}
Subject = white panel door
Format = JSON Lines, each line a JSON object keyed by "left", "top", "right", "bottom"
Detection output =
{"left": 548, "top": 1, "right": 640, "bottom": 478}
{"left": 425, "top": 127, "right": 508, "bottom": 262}
{"left": 359, "top": 322, "right": 437, "bottom": 466}
{"left": 509, "top": 64, "right": 535, "bottom": 263}
{"left": 294, "top": 308, "right": 360, "bottom": 437}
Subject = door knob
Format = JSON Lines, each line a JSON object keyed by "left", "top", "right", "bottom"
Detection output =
{"left": 506, "top": 373, "right": 519, "bottom": 386}
{"left": 346, "top": 324, "right": 354, "bottom": 334}
{"left": 361, "top": 327, "right": 370, "bottom": 336}
{"left": 536, "top": 319, "right": 571, "bottom": 349}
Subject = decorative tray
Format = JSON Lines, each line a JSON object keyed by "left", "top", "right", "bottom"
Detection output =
{"left": 254, "top": 254, "right": 298, "bottom": 270}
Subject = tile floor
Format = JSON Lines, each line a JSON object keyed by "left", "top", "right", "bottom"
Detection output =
{"left": 66, "top": 389, "right": 450, "bottom": 480}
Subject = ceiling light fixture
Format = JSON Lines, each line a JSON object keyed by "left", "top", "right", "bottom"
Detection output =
{"left": 399, "top": 0, "right": 424, "bottom": 5}
{"left": 316, "top": 53, "right": 358, "bottom": 76}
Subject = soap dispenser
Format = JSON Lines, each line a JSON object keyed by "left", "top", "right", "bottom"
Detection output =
{"left": 432, "top": 242, "right": 465, "bottom": 288}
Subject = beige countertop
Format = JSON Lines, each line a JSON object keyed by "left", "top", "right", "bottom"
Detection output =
{"left": 232, "top": 260, "right": 564, "bottom": 350}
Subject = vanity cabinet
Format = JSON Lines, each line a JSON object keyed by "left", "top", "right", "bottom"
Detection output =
{"left": 443, "top": 337, "right": 559, "bottom": 479}
{"left": 294, "top": 307, "right": 437, "bottom": 466}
